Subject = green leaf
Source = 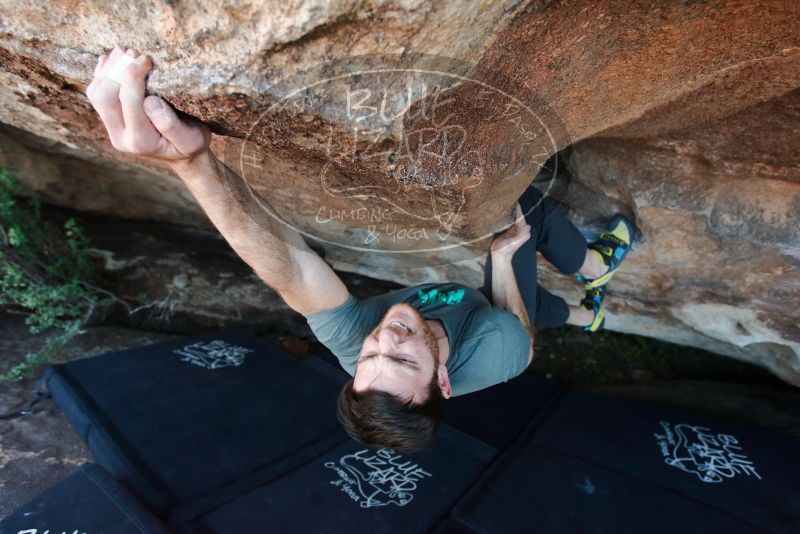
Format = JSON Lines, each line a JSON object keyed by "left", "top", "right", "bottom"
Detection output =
{"left": 0, "top": 164, "right": 111, "bottom": 381}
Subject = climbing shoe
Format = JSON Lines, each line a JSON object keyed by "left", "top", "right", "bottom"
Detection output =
{"left": 581, "top": 286, "right": 606, "bottom": 333}
{"left": 577, "top": 215, "right": 636, "bottom": 290}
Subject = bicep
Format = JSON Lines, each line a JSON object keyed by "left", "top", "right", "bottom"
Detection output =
{"left": 277, "top": 245, "right": 350, "bottom": 315}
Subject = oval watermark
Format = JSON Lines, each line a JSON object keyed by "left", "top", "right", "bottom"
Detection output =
{"left": 236, "top": 54, "right": 571, "bottom": 269}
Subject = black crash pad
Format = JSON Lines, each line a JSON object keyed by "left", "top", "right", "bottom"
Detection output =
{"left": 44, "top": 329, "right": 558, "bottom": 527}
{"left": 449, "top": 390, "right": 800, "bottom": 533}
{"left": 43, "top": 328, "right": 798, "bottom": 533}
{"left": 170, "top": 424, "right": 494, "bottom": 534}
{"left": 0, "top": 464, "right": 168, "bottom": 534}
{"left": 44, "top": 329, "right": 348, "bottom": 517}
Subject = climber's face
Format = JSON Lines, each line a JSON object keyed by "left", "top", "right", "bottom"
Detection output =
{"left": 353, "top": 303, "right": 446, "bottom": 403}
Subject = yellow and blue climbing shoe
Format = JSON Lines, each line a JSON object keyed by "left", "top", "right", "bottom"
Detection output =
{"left": 578, "top": 215, "right": 636, "bottom": 290}
{"left": 581, "top": 286, "right": 606, "bottom": 333}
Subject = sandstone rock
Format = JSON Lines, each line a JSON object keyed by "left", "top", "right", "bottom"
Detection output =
{"left": 549, "top": 88, "right": 800, "bottom": 385}
{"left": 0, "top": 1, "right": 798, "bottom": 383}
{"left": 50, "top": 206, "right": 398, "bottom": 336}
{"left": 0, "top": 124, "right": 206, "bottom": 225}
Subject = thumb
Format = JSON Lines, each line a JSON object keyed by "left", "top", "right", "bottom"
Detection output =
{"left": 502, "top": 224, "right": 518, "bottom": 238}
{"left": 514, "top": 203, "right": 525, "bottom": 229}
{"left": 144, "top": 95, "right": 206, "bottom": 157}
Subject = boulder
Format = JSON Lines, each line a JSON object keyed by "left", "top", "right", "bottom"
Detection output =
{"left": 546, "top": 88, "right": 800, "bottom": 385}
{"left": 0, "top": 0, "right": 798, "bottom": 383}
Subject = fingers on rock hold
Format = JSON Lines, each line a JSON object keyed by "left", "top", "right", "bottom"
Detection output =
{"left": 143, "top": 96, "right": 182, "bottom": 138}
{"left": 107, "top": 53, "right": 137, "bottom": 84}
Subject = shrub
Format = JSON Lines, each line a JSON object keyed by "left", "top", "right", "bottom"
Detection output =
{"left": 0, "top": 166, "right": 106, "bottom": 381}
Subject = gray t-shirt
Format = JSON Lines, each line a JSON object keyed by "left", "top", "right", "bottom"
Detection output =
{"left": 304, "top": 283, "right": 531, "bottom": 396}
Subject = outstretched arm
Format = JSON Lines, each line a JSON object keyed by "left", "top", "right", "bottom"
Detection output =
{"left": 489, "top": 204, "right": 534, "bottom": 365}
{"left": 86, "top": 47, "right": 349, "bottom": 315}
{"left": 170, "top": 151, "right": 350, "bottom": 315}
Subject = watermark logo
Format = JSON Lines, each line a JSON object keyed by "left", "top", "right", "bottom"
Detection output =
{"left": 654, "top": 421, "right": 762, "bottom": 484}
{"left": 174, "top": 340, "right": 253, "bottom": 370}
{"left": 324, "top": 448, "right": 432, "bottom": 508}
{"left": 234, "top": 54, "right": 569, "bottom": 267}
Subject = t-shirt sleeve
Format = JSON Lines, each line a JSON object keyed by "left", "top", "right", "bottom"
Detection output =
{"left": 449, "top": 308, "right": 532, "bottom": 396}
{"left": 496, "top": 311, "right": 534, "bottom": 378}
{"left": 303, "top": 294, "right": 385, "bottom": 376}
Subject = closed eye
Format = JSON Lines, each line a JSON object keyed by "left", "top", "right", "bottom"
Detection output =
{"left": 358, "top": 352, "right": 418, "bottom": 370}
{"left": 358, "top": 352, "right": 378, "bottom": 363}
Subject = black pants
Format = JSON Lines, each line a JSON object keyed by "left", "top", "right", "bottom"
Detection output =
{"left": 483, "top": 186, "right": 587, "bottom": 327}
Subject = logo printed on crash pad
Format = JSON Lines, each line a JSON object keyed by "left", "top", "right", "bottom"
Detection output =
{"left": 654, "top": 421, "right": 762, "bottom": 483}
{"left": 174, "top": 340, "right": 253, "bottom": 370}
{"left": 16, "top": 529, "right": 88, "bottom": 534}
{"left": 325, "top": 448, "right": 431, "bottom": 508}
{"left": 417, "top": 287, "right": 465, "bottom": 307}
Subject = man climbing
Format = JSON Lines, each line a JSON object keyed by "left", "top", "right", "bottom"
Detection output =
{"left": 86, "top": 47, "right": 635, "bottom": 453}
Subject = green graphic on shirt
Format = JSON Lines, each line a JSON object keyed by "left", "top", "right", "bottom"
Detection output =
{"left": 417, "top": 288, "right": 465, "bottom": 307}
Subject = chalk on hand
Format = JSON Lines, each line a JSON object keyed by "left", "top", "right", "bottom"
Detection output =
{"left": 106, "top": 53, "right": 136, "bottom": 84}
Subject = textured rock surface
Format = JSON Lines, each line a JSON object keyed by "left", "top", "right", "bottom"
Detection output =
{"left": 0, "top": 1, "right": 798, "bottom": 383}
{"left": 542, "top": 88, "right": 800, "bottom": 384}
{"left": 67, "top": 207, "right": 401, "bottom": 336}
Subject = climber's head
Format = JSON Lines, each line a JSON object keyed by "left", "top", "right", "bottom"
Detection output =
{"left": 336, "top": 303, "right": 451, "bottom": 453}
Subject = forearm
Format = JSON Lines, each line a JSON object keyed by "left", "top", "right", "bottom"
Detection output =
{"left": 490, "top": 252, "right": 534, "bottom": 348}
{"left": 85, "top": 47, "right": 342, "bottom": 311}
{"left": 170, "top": 150, "right": 306, "bottom": 291}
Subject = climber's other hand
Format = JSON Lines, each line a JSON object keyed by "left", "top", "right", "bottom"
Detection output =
{"left": 86, "top": 46, "right": 210, "bottom": 166}
{"left": 490, "top": 203, "right": 531, "bottom": 259}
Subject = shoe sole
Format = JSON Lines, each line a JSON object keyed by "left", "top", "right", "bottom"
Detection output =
{"left": 584, "top": 215, "right": 636, "bottom": 290}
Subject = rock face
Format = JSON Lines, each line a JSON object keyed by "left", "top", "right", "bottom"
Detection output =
{"left": 0, "top": 1, "right": 798, "bottom": 383}
{"left": 547, "top": 88, "right": 800, "bottom": 384}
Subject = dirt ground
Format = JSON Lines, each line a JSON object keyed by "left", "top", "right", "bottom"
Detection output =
{"left": 0, "top": 315, "right": 180, "bottom": 519}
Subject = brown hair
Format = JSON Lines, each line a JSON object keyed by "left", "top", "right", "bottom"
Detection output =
{"left": 336, "top": 377, "right": 444, "bottom": 454}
